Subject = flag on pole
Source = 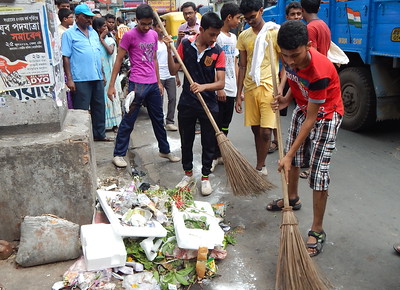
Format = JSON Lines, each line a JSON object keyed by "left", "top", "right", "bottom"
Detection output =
{"left": 346, "top": 7, "right": 362, "bottom": 28}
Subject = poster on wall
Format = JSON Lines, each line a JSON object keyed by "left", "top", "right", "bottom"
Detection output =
{"left": 0, "top": 11, "right": 54, "bottom": 92}
{"left": 44, "top": 0, "right": 62, "bottom": 66}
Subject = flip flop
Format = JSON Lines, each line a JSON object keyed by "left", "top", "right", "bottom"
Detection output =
{"left": 266, "top": 197, "right": 302, "bottom": 211}
{"left": 300, "top": 169, "right": 310, "bottom": 179}
{"left": 94, "top": 137, "right": 115, "bottom": 142}
{"left": 268, "top": 140, "right": 278, "bottom": 153}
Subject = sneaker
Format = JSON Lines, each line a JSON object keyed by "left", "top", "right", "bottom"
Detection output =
{"left": 257, "top": 166, "right": 268, "bottom": 176}
{"left": 176, "top": 175, "right": 195, "bottom": 188}
{"left": 210, "top": 159, "right": 219, "bottom": 172}
{"left": 201, "top": 179, "right": 213, "bottom": 196}
{"left": 113, "top": 156, "right": 127, "bottom": 168}
{"left": 165, "top": 124, "right": 178, "bottom": 131}
{"left": 159, "top": 152, "right": 181, "bottom": 162}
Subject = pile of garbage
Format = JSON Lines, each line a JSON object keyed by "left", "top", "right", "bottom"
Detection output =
{"left": 59, "top": 177, "right": 237, "bottom": 290}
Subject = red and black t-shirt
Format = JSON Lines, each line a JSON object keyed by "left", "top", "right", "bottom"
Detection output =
{"left": 176, "top": 35, "right": 225, "bottom": 112}
{"left": 284, "top": 48, "right": 344, "bottom": 120}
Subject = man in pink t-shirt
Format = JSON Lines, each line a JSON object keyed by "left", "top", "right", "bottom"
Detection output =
{"left": 107, "top": 4, "right": 180, "bottom": 168}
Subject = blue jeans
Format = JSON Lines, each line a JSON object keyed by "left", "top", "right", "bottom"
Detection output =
{"left": 114, "top": 82, "right": 170, "bottom": 157}
{"left": 73, "top": 80, "right": 105, "bottom": 140}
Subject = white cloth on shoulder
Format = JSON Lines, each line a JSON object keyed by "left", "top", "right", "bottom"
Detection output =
{"left": 249, "top": 21, "right": 280, "bottom": 87}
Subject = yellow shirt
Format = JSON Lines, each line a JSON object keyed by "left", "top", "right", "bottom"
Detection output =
{"left": 236, "top": 27, "right": 280, "bottom": 92}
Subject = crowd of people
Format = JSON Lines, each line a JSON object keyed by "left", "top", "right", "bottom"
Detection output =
{"left": 57, "top": 0, "right": 348, "bottom": 257}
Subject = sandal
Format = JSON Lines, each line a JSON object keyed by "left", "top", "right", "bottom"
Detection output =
{"left": 266, "top": 196, "right": 302, "bottom": 211}
{"left": 299, "top": 169, "right": 310, "bottom": 179}
{"left": 307, "top": 230, "right": 326, "bottom": 257}
{"left": 94, "top": 137, "right": 115, "bottom": 142}
{"left": 268, "top": 140, "right": 278, "bottom": 154}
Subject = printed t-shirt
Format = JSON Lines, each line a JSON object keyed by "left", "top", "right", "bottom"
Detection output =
{"left": 284, "top": 48, "right": 344, "bottom": 120}
{"left": 62, "top": 24, "right": 103, "bottom": 82}
{"left": 236, "top": 27, "right": 280, "bottom": 92}
{"left": 307, "top": 19, "right": 331, "bottom": 56}
{"left": 157, "top": 40, "right": 174, "bottom": 80}
{"left": 216, "top": 32, "right": 239, "bottom": 97}
{"left": 120, "top": 28, "right": 158, "bottom": 84}
{"left": 176, "top": 35, "right": 225, "bottom": 112}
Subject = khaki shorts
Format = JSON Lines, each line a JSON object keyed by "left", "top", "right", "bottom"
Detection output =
{"left": 244, "top": 86, "right": 276, "bottom": 128}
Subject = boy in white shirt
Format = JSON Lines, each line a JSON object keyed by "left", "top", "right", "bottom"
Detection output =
{"left": 153, "top": 18, "right": 181, "bottom": 131}
{"left": 211, "top": 3, "right": 241, "bottom": 171}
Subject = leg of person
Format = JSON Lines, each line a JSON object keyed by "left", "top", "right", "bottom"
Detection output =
{"left": 211, "top": 97, "right": 234, "bottom": 171}
{"left": 199, "top": 109, "right": 217, "bottom": 196}
{"left": 113, "top": 82, "right": 144, "bottom": 167}
{"left": 266, "top": 106, "right": 306, "bottom": 211}
{"left": 90, "top": 80, "right": 107, "bottom": 140}
{"left": 164, "top": 77, "right": 178, "bottom": 131}
{"left": 268, "top": 129, "right": 278, "bottom": 154}
{"left": 299, "top": 135, "right": 312, "bottom": 178}
{"left": 211, "top": 100, "right": 223, "bottom": 172}
{"left": 306, "top": 112, "right": 342, "bottom": 256}
{"left": 145, "top": 83, "right": 179, "bottom": 162}
{"left": 257, "top": 86, "right": 276, "bottom": 172}
{"left": 245, "top": 87, "right": 275, "bottom": 174}
{"left": 220, "top": 97, "right": 235, "bottom": 136}
{"left": 72, "top": 81, "right": 92, "bottom": 110}
{"left": 176, "top": 104, "right": 197, "bottom": 188}
{"left": 160, "top": 78, "right": 166, "bottom": 121}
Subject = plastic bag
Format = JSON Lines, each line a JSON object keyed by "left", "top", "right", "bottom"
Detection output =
{"left": 327, "top": 41, "right": 349, "bottom": 65}
{"left": 124, "top": 91, "right": 135, "bottom": 113}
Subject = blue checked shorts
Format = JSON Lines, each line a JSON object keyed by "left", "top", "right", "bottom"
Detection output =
{"left": 285, "top": 106, "right": 342, "bottom": 191}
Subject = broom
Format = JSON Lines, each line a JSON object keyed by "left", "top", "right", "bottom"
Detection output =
{"left": 154, "top": 11, "right": 274, "bottom": 196}
{"left": 267, "top": 39, "right": 331, "bottom": 290}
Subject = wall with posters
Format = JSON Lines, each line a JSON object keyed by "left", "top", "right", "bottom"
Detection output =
{"left": 0, "top": 0, "right": 67, "bottom": 133}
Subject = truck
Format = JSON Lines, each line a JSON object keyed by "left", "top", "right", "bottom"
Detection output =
{"left": 262, "top": 0, "right": 400, "bottom": 131}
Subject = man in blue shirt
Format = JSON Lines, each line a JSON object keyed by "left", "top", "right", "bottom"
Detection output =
{"left": 62, "top": 4, "right": 111, "bottom": 141}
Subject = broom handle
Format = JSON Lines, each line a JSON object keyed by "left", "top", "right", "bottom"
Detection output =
{"left": 268, "top": 39, "right": 290, "bottom": 209}
{"left": 153, "top": 11, "right": 222, "bottom": 135}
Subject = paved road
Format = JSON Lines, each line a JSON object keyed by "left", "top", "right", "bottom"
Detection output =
{"left": 129, "top": 98, "right": 400, "bottom": 290}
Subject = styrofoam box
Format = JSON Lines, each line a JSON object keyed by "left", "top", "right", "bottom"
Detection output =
{"left": 97, "top": 190, "right": 167, "bottom": 237}
{"left": 172, "top": 201, "right": 224, "bottom": 250}
{"left": 81, "top": 224, "right": 127, "bottom": 271}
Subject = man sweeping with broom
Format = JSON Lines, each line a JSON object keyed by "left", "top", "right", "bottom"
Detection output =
{"left": 268, "top": 20, "right": 343, "bottom": 257}
{"left": 165, "top": 12, "right": 225, "bottom": 196}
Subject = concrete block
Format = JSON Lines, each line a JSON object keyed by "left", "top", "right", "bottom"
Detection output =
{"left": 0, "top": 110, "right": 97, "bottom": 241}
{"left": 0, "top": 89, "right": 67, "bottom": 135}
{"left": 16, "top": 216, "right": 81, "bottom": 267}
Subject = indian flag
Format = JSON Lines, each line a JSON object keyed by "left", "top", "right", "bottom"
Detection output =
{"left": 346, "top": 7, "right": 362, "bottom": 28}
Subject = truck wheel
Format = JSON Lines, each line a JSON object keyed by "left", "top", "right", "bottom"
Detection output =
{"left": 339, "top": 67, "right": 376, "bottom": 131}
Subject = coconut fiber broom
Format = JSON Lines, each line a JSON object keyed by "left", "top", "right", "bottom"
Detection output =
{"left": 154, "top": 11, "right": 274, "bottom": 196}
{"left": 267, "top": 39, "right": 331, "bottom": 289}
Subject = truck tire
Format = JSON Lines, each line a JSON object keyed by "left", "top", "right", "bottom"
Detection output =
{"left": 339, "top": 67, "right": 376, "bottom": 131}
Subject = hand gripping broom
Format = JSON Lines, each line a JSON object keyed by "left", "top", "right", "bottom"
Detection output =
{"left": 154, "top": 11, "right": 274, "bottom": 196}
{"left": 267, "top": 39, "right": 331, "bottom": 289}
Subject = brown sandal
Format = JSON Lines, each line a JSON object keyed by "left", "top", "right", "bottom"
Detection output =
{"left": 299, "top": 169, "right": 310, "bottom": 179}
{"left": 268, "top": 140, "right": 278, "bottom": 153}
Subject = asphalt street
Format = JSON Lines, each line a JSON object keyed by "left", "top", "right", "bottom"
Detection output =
{"left": 128, "top": 100, "right": 400, "bottom": 290}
